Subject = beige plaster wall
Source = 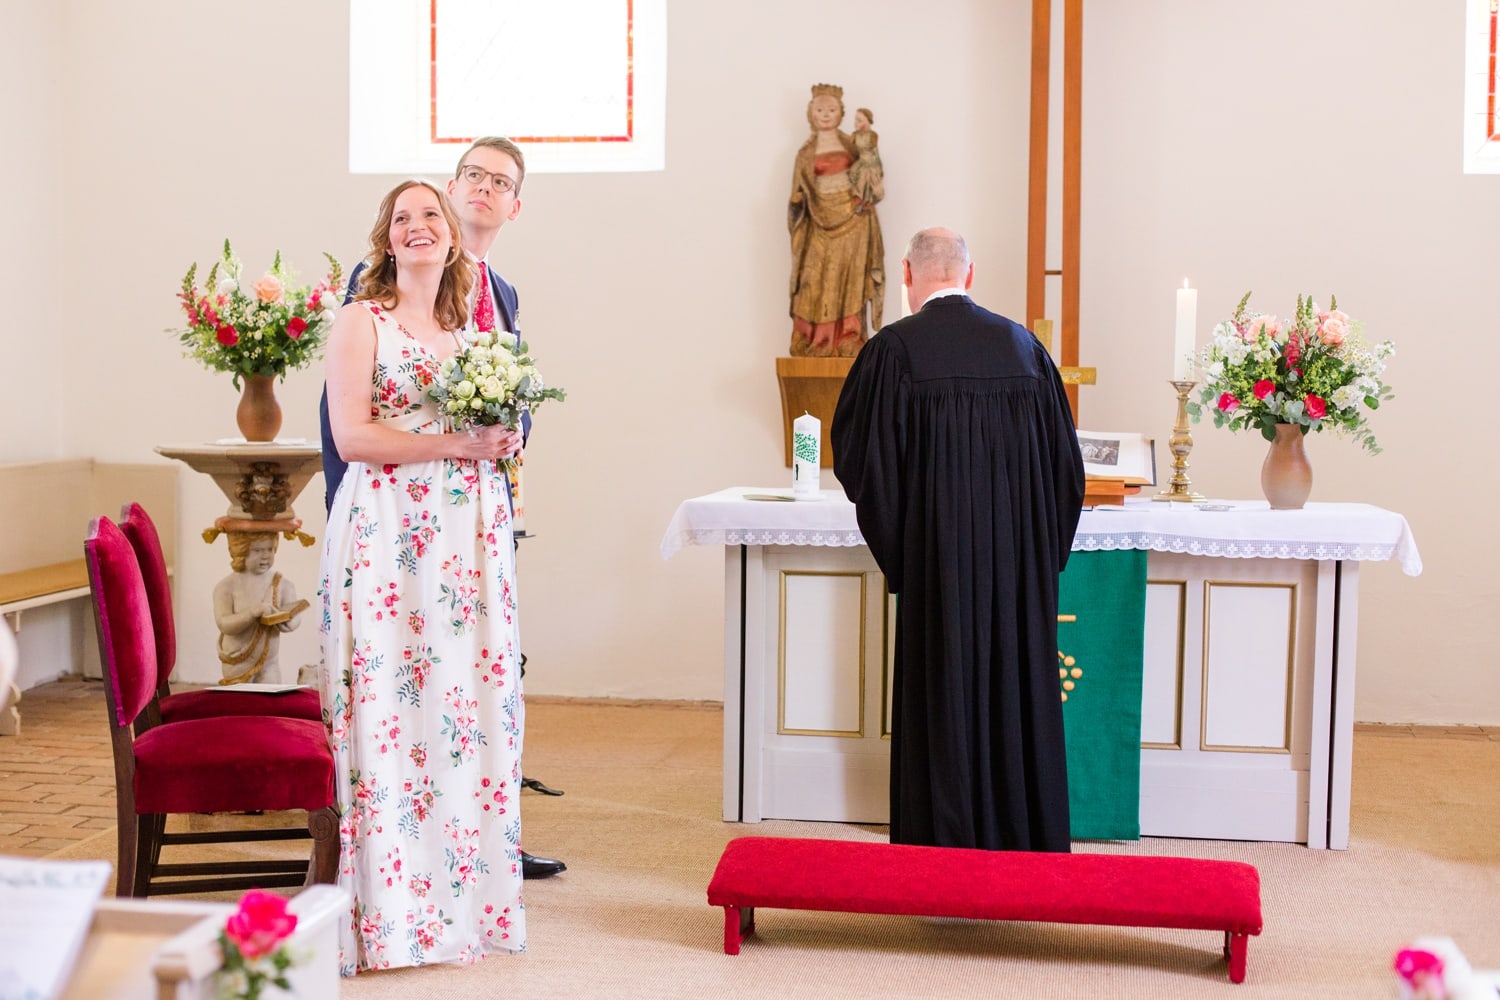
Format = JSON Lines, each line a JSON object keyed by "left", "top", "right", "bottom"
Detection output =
{"left": 0, "top": 1, "right": 64, "bottom": 460}
{"left": 0, "top": 1, "right": 1489, "bottom": 723}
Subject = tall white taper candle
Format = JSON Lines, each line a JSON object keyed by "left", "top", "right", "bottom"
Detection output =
{"left": 1174, "top": 280, "right": 1197, "bottom": 381}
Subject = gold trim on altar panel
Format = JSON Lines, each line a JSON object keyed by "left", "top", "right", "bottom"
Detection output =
{"left": 777, "top": 570, "right": 867, "bottom": 738}
{"left": 881, "top": 580, "right": 894, "bottom": 741}
{"left": 1142, "top": 579, "right": 1187, "bottom": 750}
{"left": 1200, "top": 580, "right": 1297, "bottom": 754}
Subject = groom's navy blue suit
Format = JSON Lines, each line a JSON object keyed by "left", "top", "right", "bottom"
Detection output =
{"left": 318, "top": 260, "right": 521, "bottom": 514}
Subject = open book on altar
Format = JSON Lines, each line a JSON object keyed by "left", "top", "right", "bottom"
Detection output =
{"left": 1077, "top": 431, "right": 1155, "bottom": 503}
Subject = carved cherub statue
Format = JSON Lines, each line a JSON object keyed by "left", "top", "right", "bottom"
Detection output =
{"left": 214, "top": 531, "right": 308, "bottom": 684}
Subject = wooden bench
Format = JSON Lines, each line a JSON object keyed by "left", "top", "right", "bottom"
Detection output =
{"left": 706, "top": 836, "right": 1263, "bottom": 983}
{"left": 0, "top": 459, "right": 177, "bottom": 730}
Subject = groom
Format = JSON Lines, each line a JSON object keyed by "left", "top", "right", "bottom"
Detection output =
{"left": 318, "top": 136, "right": 567, "bottom": 880}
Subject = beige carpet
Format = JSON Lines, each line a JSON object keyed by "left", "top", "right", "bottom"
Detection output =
{"left": 52, "top": 703, "right": 1500, "bottom": 999}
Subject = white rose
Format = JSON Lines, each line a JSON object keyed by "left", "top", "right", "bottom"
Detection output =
{"left": 506, "top": 364, "right": 522, "bottom": 389}
{"left": 217, "top": 277, "right": 239, "bottom": 296}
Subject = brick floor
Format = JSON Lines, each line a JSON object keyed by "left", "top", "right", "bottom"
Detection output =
{"left": 0, "top": 676, "right": 116, "bottom": 857}
{"left": 2, "top": 677, "right": 1497, "bottom": 860}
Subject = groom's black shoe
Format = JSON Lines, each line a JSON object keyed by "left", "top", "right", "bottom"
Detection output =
{"left": 521, "top": 850, "right": 567, "bottom": 879}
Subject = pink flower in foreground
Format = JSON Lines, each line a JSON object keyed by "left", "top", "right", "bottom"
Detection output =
{"left": 287, "top": 316, "right": 308, "bottom": 339}
{"left": 1217, "top": 392, "right": 1240, "bottom": 413}
{"left": 253, "top": 274, "right": 285, "bottom": 303}
{"left": 1393, "top": 948, "right": 1444, "bottom": 993}
{"left": 215, "top": 324, "right": 238, "bottom": 346}
{"left": 1253, "top": 379, "right": 1275, "bottom": 400}
{"left": 224, "top": 890, "right": 298, "bottom": 959}
{"left": 1304, "top": 394, "right": 1327, "bottom": 420}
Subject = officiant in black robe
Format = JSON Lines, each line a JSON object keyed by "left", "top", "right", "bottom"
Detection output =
{"left": 832, "top": 227, "right": 1084, "bottom": 852}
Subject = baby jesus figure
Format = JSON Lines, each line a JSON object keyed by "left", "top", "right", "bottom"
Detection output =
{"left": 849, "top": 107, "right": 884, "bottom": 212}
{"left": 213, "top": 532, "right": 309, "bottom": 684}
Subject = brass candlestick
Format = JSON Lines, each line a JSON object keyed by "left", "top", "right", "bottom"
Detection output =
{"left": 1153, "top": 379, "right": 1206, "bottom": 503}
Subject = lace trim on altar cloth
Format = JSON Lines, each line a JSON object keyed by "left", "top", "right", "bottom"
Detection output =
{"left": 676, "top": 528, "right": 868, "bottom": 550}
{"left": 1071, "top": 531, "right": 1401, "bottom": 564}
{"left": 662, "top": 527, "right": 1414, "bottom": 572}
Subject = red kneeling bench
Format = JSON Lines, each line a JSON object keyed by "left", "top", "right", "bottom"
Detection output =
{"left": 706, "top": 836, "right": 1263, "bottom": 983}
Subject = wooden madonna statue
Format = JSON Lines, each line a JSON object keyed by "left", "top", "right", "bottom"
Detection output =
{"left": 778, "top": 83, "right": 887, "bottom": 466}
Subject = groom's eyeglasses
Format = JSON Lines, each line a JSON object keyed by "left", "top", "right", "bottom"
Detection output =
{"left": 458, "top": 165, "right": 517, "bottom": 193}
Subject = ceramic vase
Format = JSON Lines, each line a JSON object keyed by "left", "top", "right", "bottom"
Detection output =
{"left": 236, "top": 374, "right": 283, "bottom": 443}
{"left": 1260, "top": 423, "right": 1312, "bottom": 509}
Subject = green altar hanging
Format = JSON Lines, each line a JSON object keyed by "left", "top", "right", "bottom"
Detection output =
{"left": 1058, "top": 549, "right": 1148, "bottom": 840}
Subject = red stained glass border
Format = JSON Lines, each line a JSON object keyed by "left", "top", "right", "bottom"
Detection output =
{"left": 429, "top": 0, "right": 635, "bottom": 145}
{"left": 1489, "top": 3, "right": 1498, "bottom": 141}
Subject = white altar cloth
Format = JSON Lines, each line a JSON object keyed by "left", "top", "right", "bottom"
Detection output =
{"left": 661, "top": 488, "right": 1421, "bottom": 575}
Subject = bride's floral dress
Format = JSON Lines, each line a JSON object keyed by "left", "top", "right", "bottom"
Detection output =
{"left": 319, "top": 301, "right": 525, "bottom": 973}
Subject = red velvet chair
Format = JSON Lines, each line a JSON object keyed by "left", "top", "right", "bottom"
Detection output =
{"left": 118, "top": 502, "right": 321, "bottom": 725}
{"left": 85, "top": 515, "right": 338, "bottom": 897}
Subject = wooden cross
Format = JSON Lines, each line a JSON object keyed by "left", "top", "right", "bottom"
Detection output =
{"left": 1033, "top": 318, "right": 1095, "bottom": 426}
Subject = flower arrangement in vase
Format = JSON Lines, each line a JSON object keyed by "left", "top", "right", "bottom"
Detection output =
{"left": 1186, "top": 292, "right": 1394, "bottom": 508}
{"left": 1188, "top": 291, "right": 1395, "bottom": 452}
{"left": 174, "top": 240, "right": 342, "bottom": 441}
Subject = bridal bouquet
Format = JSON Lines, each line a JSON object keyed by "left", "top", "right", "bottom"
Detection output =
{"left": 176, "top": 240, "right": 342, "bottom": 388}
{"left": 429, "top": 329, "right": 566, "bottom": 469}
{"left": 1188, "top": 292, "right": 1395, "bottom": 453}
{"left": 213, "top": 890, "right": 301, "bottom": 1000}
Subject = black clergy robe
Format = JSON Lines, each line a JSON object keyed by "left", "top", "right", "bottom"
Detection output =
{"left": 832, "top": 295, "right": 1085, "bottom": 852}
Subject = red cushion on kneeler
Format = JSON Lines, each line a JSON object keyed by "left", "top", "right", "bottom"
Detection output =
{"left": 160, "top": 687, "right": 323, "bottom": 724}
{"left": 707, "top": 837, "right": 1262, "bottom": 935}
{"left": 133, "top": 716, "right": 334, "bottom": 815}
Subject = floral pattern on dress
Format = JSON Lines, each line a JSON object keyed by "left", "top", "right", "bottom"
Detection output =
{"left": 320, "top": 301, "right": 524, "bottom": 975}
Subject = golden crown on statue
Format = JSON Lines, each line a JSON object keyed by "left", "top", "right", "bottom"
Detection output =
{"left": 810, "top": 83, "right": 844, "bottom": 100}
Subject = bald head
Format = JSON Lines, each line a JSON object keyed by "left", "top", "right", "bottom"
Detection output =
{"left": 902, "top": 227, "right": 973, "bottom": 310}
{"left": 905, "top": 228, "right": 970, "bottom": 282}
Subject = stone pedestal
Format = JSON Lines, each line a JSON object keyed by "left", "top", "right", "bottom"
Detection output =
{"left": 155, "top": 443, "right": 322, "bottom": 684}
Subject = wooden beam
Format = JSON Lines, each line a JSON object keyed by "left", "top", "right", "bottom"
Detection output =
{"left": 1025, "top": 0, "right": 1051, "bottom": 339}
{"left": 1061, "top": 0, "right": 1083, "bottom": 420}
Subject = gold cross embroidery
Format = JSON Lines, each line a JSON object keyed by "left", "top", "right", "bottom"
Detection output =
{"left": 1057, "top": 612, "right": 1083, "bottom": 702}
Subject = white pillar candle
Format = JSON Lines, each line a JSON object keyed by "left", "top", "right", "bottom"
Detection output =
{"left": 1174, "top": 280, "right": 1197, "bottom": 381}
{"left": 792, "top": 412, "right": 821, "bottom": 500}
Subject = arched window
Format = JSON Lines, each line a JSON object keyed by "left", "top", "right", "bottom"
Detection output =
{"left": 350, "top": 0, "right": 665, "bottom": 174}
{"left": 1465, "top": 0, "right": 1500, "bottom": 173}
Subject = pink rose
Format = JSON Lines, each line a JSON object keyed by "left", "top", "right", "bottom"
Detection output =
{"left": 1318, "top": 317, "right": 1347, "bottom": 346}
{"left": 287, "top": 316, "right": 308, "bottom": 339}
{"left": 215, "top": 324, "right": 238, "bottom": 346}
{"left": 1393, "top": 948, "right": 1444, "bottom": 990}
{"left": 224, "top": 890, "right": 298, "bottom": 960}
{"left": 1245, "top": 316, "right": 1281, "bottom": 341}
{"left": 253, "top": 274, "right": 284, "bottom": 303}
{"left": 1253, "top": 379, "right": 1275, "bottom": 400}
{"left": 1305, "top": 394, "right": 1327, "bottom": 419}
{"left": 1217, "top": 392, "right": 1240, "bottom": 413}
{"left": 1318, "top": 308, "right": 1349, "bottom": 327}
